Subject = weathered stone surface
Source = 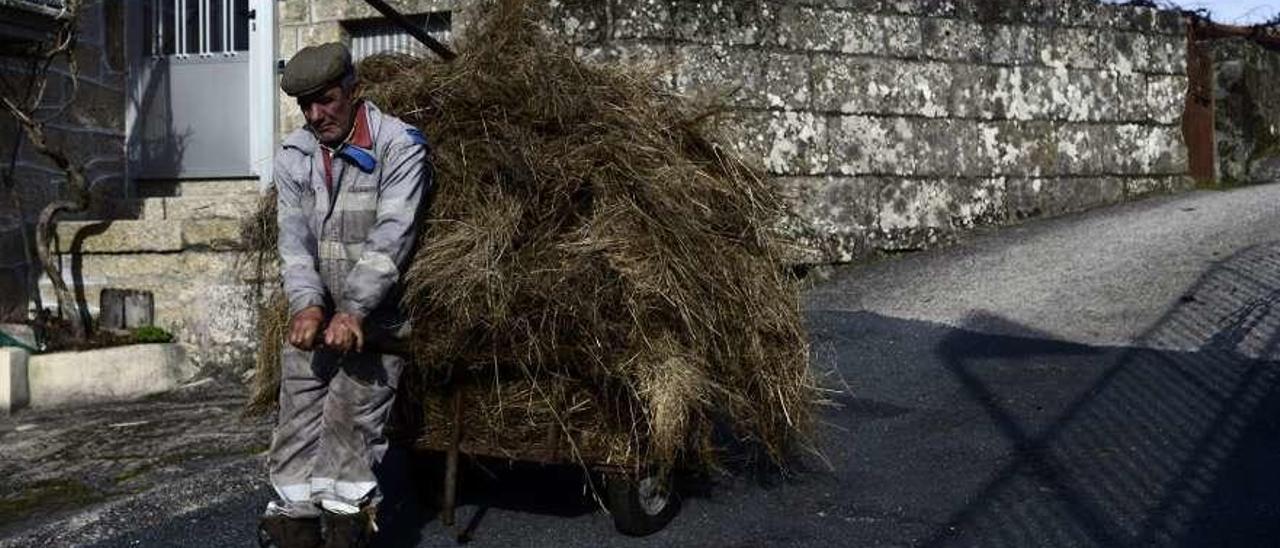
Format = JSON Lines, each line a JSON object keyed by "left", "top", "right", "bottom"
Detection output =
{"left": 722, "top": 110, "right": 828, "bottom": 174}
{"left": 986, "top": 24, "right": 1040, "bottom": 66}
{"left": 181, "top": 220, "right": 246, "bottom": 251}
{"left": 27, "top": 344, "right": 198, "bottom": 408}
{"left": 1007, "top": 177, "right": 1126, "bottom": 220}
{"left": 147, "top": 194, "right": 260, "bottom": 221}
{"left": 1212, "top": 38, "right": 1280, "bottom": 185}
{"left": 668, "top": 0, "right": 766, "bottom": 45}
{"left": 1145, "top": 75, "right": 1186, "bottom": 125}
{"left": 54, "top": 221, "right": 183, "bottom": 254}
{"left": 673, "top": 45, "right": 766, "bottom": 107}
{"left": 828, "top": 116, "right": 981, "bottom": 176}
{"left": 776, "top": 176, "right": 878, "bottom": 263}
{"left": 270, "top": 0, "right": 1195, "bottom": 268}
{"left": 763, "top": 51, "right": 813, "bottom": 110}
{"left": 1125, "top": 176, "right": 1194, "bottom": 198}
{"left": 919, "top": 17, "right": 986, "bottom": 64}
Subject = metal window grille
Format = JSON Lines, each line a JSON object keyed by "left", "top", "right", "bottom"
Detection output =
{"left": 142, "top": 0, "right": 249, "bottom": 58}
{"left": 344, "top": 12, "right": 451, "bottom": 63}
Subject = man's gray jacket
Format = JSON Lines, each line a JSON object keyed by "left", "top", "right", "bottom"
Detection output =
{"left": 274, "top": 101, "right": 430, "bottom": 324}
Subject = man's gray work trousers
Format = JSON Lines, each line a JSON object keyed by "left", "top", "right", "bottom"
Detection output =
{"left": 267, "top": 344, "right": 404, "bottom": 516}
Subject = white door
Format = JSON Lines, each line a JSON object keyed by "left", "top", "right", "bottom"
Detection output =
{"left": 127, "top": 0, "right": 273, "bottom": 182}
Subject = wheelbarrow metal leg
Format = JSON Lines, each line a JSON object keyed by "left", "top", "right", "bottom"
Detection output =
{"left": 441, "top": 386, "right": 463, "bottom": 527}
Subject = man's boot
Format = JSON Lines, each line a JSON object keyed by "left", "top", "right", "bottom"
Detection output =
{"left": 258, "top": 515, "right": 323, "bottom": 548}
{"left": 321, "top": 508, "right": 375, "bottom": 548}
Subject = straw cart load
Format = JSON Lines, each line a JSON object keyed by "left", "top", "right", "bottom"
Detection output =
{"left": 243, "top": 0, "right": 818, "bottom": 536}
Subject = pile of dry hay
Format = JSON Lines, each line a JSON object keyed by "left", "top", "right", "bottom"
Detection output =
{"left": 245, "top": 0, "right": 816, "bottom": 475}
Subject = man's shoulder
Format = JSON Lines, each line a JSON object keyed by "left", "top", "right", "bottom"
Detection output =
{"left": 367, "top": 103, "right": 429, "bottom": 151}
{"left": 280, "top": 127, "right": 318, "bottom": 157}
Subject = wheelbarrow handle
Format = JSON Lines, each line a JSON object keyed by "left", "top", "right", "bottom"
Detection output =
{"left": 362, "top": 0, "right": 458, "bottom": 62}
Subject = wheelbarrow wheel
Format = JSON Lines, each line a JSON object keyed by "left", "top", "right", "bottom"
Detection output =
{"left": 603, "top": 472, "right": 680, "bottom": 536}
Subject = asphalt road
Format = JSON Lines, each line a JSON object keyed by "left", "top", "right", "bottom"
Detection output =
{"left": 5, "top": 184, "right": 1280, "bottom": 547}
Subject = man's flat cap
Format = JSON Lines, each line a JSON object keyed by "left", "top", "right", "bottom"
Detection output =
{"left": 281, "top": 43, "right": 354, "bottom": 98}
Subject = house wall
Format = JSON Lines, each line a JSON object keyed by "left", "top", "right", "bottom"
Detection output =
{"left": 1212, "top": 37, "right": 1280, "bottom": 186}
{"left": 0, "top": 1, "right": 128, "bottom": 322}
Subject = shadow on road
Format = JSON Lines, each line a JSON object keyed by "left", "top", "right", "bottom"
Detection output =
{"left": 924, "top": 241, "right": 1280, "bottom": 547}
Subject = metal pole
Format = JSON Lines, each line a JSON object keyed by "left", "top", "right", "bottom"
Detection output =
{"left": 360, "top": 0, "right": 457, "bottom": 62}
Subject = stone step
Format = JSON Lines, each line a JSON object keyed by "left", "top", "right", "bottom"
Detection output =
{"left": 53, "top": 219, "right": 244, "bottom": 254}
{"left": 136, "top": 179, "right": 260, "bottom": 198}
{"left": 140, "top": 194, "right": 262, "bottom": 221}
{"left": 99, "top": 193, "right": 262, "bottom": 221}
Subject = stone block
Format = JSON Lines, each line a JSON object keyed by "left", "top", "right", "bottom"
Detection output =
{"left": 1153, "top": 9, "right": 1186, "bottom": 37}
{"left": 986, "top": 24, "right": 1040, "bottom": 66}
{"left": 182, "top": 220, "right": 245, "bottom": 251}
{"left": 1063, "top": 70, "right": 1119, "bottom": 122}
{"left": 773, "top": 6, "right": 883, "bottom": 55}
{"left": 297, "top": 22, "right": 345, "bottom": 50}
{"left": 27, "top": 343, "right": 197, "bottom": 408}
{"left": 775, "top": 176, "right": 879, "bottom": 264}
{"left": 1113, "top": 73, "right": 1148, "bottom": 121}
{"left": 673, "top": 45, "right": 765, "bottom": 108}
{"left": 829, "top": 116, "right": 978, "bottom": 177}
{"left": 310, "top": 0, "right": 409, "bottom": 22}
{"left": 668, "top": 0, "right": 766, "bottom": 46}
{"left": 811, "top": 54, "right": 880, "bottom": 114}
{"left": 914, "top": 119, "right": 982, "bottom": 176}
{"left": 891, "top": 61, "right": 951, "bottom": 118}
{"left": 158, "top": 194, "right": 261, "bottom": 221}
{"left": 723, "top": 110, "right": 827, "bottom": 176}
{"left": 1145, "top": 75, "right": 1186, "bottom": 125}
{"left": 828, "top": 115, "right": 898, "bottom": 176}
{"left": 1125, "top": 175, "right": 1193, "bottom": 198}
{"left": 777, "top": 175, "right": 879, "bottom": 231}
{"left": 1053, "top": 123, "right": 1102, "bottom": 175}
{"left": 577, "top": 42, "right": 674, "bottom": 85}
{"left": 1143, "top": 33, "right": 1187, "bottom": 76}
{"left": 1041, "top": 66, "right": 1075, "bottom": 120}
{"left": 1110, "top": 32, "right": 1146, "bottom": 74}
{"left": 762, "top": 51, "right": 812, "bottom": 110}
{"left": 607, "top": 0, "right": 671, "bottom": 40}
{"left": 551, "top": 5, "right": 607, "bottom": 45}
{"left": 948, "top": 178, "right": 1009, "bottom": 229}
{"left": 919, "top": 17, "right": 987, "bottom": 63}
{"left": 978, "top": 121, "right": 1056, "bottom": 177}
{"left": 281, "top": 0, "right": 309, "bottom": 24}
{"left": 881, "top": 15, "right": 922, "bottom": 58}
{"left": 1041, "top": 27, "right": 1105, "bottom": 70}
{"left": 959, "top": 66, "right": 1047, "bottom": 121}
{"left": 0, "top": 348, "right": 29, "bottom": 413}
{"left": 1114, "top": 124, "right": 1186, "bottom": 175}
{"left": 1006, "top": 176, "right": 1126, "bottom": 220}
{"left": 877, "top": 178, "right": 951, "bottom": 230}
{"left": 817, "top": 58, "right": 951, "bottom": 117}
{"left": 55, "top": 221, "right": 183, "bottom": 254}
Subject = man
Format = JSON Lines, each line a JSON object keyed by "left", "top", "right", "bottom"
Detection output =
{"left": 259, "top": 42, "right": 430, "bottom": 548}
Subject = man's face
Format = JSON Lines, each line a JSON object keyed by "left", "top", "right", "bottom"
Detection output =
{"left": 298, "top": 83, "right": 357, "bottom": 145}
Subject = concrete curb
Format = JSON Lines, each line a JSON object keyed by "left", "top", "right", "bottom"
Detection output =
{"left": 26, "top": 343, "right": 198, "bottom": 408}
{"left": 1, "top": 347, "right": 30, "bottom": 413}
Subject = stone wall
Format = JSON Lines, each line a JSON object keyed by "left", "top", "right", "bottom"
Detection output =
{"left": 0, "top": 1, "right": 128, "bottom": 321}
{"left": 280, "top": 0, "right": 1192, "bottom": 264}
{"left": 1212, "top": 37, "right": 1280, "bottom": 185}
{"left": 553, "top": 0, "right": 1193, "bottom": 262}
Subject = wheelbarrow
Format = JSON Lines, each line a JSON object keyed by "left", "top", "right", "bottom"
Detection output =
{"left": 396, "top": 374, "right": 682, "bottom": 539}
